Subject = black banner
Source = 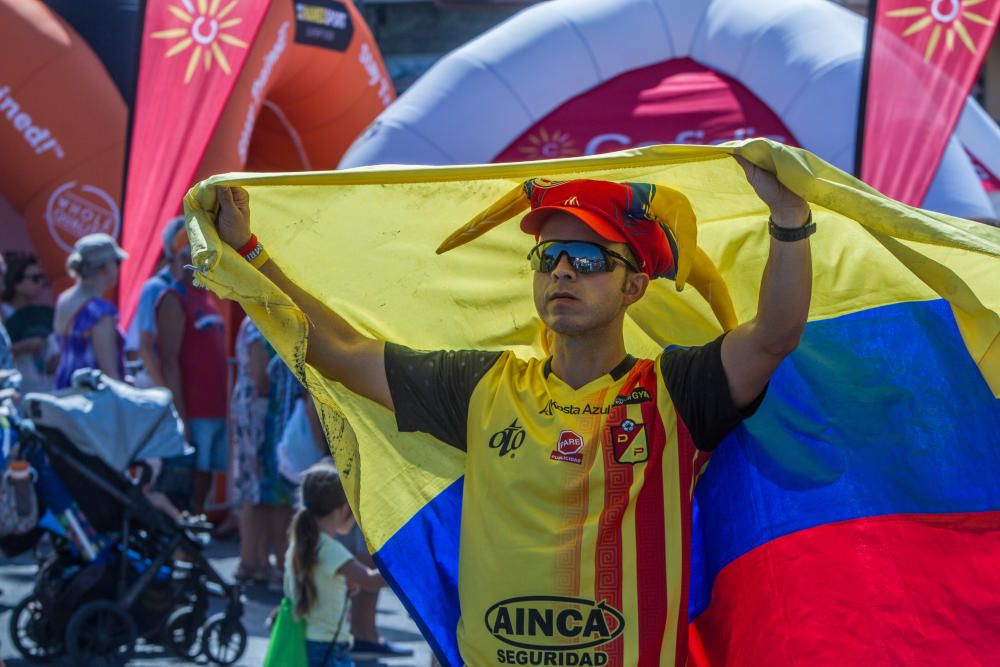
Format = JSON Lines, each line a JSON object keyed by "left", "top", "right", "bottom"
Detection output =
{"left": 293, "top": 0, "right": 354, "bottom": 52}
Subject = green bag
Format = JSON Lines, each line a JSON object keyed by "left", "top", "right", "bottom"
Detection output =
{"left": 263, "top": 597, "right": 308, "bottom": 667}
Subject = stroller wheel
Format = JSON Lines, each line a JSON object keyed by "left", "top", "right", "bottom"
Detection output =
{"left": 200, "top": 612, "right": 248, "bottom": 665}
{"left": 66, "top": 600, "right": 138, "bottom": 666}
{"left": 10, "top": 595, "right": 64, "bottom": 663}
{"left": 164, "top": 605, "right": 202, "bottom": 659}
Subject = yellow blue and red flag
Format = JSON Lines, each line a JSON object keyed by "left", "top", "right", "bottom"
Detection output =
{"left": 185, "top": 140, "right": 1000, "bottom": 666}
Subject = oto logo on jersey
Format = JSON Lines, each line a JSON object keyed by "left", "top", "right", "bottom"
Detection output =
{"left": 489, "top": 419, "right": 525, "bottom": 458}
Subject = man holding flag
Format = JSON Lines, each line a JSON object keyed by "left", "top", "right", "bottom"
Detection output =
{"left": 212, "top": 156, "right": 813, "bottom": 666}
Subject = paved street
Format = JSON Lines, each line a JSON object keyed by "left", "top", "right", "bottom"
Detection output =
{"left": 0, "top": 535, "right": 433, "bottom": 666}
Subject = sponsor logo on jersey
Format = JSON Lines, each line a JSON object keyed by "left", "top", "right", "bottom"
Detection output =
{"left": 610, "top": 418, "right": 648, "bottom": 464}
{"left": 539, "top": 399, "right": 612, "bottom": 416}
{"left": 612, "top": 387, "right": 651, "bottom": 406}
{"left": 485, "top": 595, "right": 624, "bottom": 654}
{"left": 489, "top": 419, "right": 525, "bottom": 457}
{"left": 550, "top": 430, "right": 584, "bottom": 464}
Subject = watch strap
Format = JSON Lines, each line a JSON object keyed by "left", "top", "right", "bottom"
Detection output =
{"left": 769, "top": 212, "right": 815, "bottom": 242}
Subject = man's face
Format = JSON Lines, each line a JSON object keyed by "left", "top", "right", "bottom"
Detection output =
{"left": 19, "top": 262, "right": 49, "bottom": 302}
{"left": 532, "top": 212, "right": 644, "bottom": 337}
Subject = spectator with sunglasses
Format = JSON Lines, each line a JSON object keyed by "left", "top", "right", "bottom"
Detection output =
{"left": 213, "top": 158, "right": 813, "bottom": 666}
{"left": 1, "top": 253, "right": 57, "bottom": 392}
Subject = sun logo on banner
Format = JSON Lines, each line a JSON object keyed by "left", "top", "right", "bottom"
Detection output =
{"left": 887, "top": 0, "right": 996, "bottom": 63}
{"left": 152, "top": 0, "right": 249, "bottom": 84}
{"left": 518, "top": 128, "right": 579, "bottom": 160}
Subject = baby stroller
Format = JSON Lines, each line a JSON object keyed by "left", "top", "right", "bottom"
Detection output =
{"left": 0, "top": 369, "right": 247, "bottom": 665}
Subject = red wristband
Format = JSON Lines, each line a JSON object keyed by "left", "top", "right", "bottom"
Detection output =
{"left": 236, "top": 234, "right": 258, "bottom": 257}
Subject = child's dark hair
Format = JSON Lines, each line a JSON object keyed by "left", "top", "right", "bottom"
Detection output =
{"left": 289, "top": 463, "right": 348, "bottom": 618}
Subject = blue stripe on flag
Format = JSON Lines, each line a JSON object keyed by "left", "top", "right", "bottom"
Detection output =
{"left": 690, "top": 298, "right": 1000, "bottom": 619}
{"left": 373, "top": 476, "right": 464, "bottom": 667}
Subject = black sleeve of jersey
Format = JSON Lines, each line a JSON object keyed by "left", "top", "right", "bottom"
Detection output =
{"left": 660, "top": 333, "right": 766, "bottom": 452}
{"left": 384, "top": 343, "right": 503, "bottom": 452}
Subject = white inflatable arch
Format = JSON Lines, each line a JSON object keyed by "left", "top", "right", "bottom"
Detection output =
{"left": 341, "top": 0, "right": 1000, "bottom": 218}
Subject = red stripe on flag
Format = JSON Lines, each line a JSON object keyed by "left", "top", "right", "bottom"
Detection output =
{"left": 692, "top": 511, "right": 1000, "bottom": 666}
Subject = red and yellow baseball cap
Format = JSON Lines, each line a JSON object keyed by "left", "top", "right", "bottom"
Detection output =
{"left": 437, "top": 176, "right": 737, "bottom": 331}
{"left": 519, "top": 178, "right": 679, "bottom": 279}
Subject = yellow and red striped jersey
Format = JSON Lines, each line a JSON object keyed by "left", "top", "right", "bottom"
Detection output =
{"left": 386, "top": 335, "right": 757, "bottom": 666}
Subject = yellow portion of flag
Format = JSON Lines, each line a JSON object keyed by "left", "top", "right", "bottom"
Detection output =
{"left": 184, "top": 139, "right": 1000, "bottom": 551}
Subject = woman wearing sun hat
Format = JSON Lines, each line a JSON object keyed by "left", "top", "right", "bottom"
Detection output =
{"left": 52, "top": 233, "right": 128, "bottom": 389}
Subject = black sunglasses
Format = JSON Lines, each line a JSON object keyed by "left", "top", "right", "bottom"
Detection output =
{"left": 527, "top": 240, "right": 639, "bottom": 274}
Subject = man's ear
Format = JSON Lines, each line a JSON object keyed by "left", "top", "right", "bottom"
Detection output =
{"left": 623, "top": 271, "right": 650, "bottom": 304}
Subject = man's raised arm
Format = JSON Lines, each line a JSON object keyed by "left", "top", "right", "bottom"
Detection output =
{"left": 720, "top": 157, "right": 813, "bottom": 408}
{"left": 215, "top": 186, "right": 393, "bottom": 410}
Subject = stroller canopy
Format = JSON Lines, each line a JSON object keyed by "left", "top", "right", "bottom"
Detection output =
{"left": 23, "top": 369, "right": 187, "bottom": 472}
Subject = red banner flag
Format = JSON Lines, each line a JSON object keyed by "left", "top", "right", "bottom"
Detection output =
{"left": 859, "top": 0, "right": 1000, "bottom": 206}
{"left": 120, "top": 0, "right": 270, "bottom": 325}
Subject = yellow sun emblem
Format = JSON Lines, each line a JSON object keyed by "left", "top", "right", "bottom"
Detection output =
{"left": 152, "top": 0, "right": 249, "bottom": 84}
{"left": 886, "top": 0, "right": 995, "bottom": 63}
{"left": 518, "top": 128, "right": 579, "bottom": 160}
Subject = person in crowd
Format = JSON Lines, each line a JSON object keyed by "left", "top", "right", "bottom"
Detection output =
{"left": 337, "top": 523, "right": 412, "bottom": 660}
{"left": 155, "top": 228, "right": 229, "bottom": 516}
{"left": 127, "top": 459, "right": 185, "bottom": 523}
{"left": 0, "top": 254, "right": 15, "bottom": 374}
{"left": 215, "top": 156, "right": 812, "bottom": 664}
{"left": 134, "top": 217, "right": 185, "bottom": 388}
{"left": 284, "top": 462, "right": 384, "bottom": 667}
{"left": 268, "top": 371, "right": 405, "bottom": 657}
{"left": 231, "top": 315, "right": 274, "bottom": 582}
{"left": 277, "top": 385, "right": 331, "bottom": 486}
{"left": 2, "top": 253, "right": 56, "bottom": 392}
{"left": 52, "top": 234, "right": 127, "bottom": 389}
{"left": 258, "top": 358, "right": 302, "bottom": 590}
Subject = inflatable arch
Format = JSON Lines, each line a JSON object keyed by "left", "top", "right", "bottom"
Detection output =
{"left": 0, "top": 0, "right": 394, "bottom": 321}
{"left": 341, "top": 0, "right": 1000, "bottom": 220}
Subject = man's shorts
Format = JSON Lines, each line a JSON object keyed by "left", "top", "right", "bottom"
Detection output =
{"left": 189, "top": 418, "right": 228, "bottom": 472}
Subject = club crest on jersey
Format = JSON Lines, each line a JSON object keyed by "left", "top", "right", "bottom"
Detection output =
{"left": 611, "top": 419, "right": 647, "bottom": 464}
{"left": 550, "top": 430, "right": 585, "bottom": 464}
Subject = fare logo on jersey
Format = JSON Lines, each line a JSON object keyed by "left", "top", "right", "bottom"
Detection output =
{"left": 550, "top": 430, "right": 584, "bottom": 464}
{"left": 610, "top": 419, "right": 647, "bottom": 464}
{"left": 486, "top": 595, "right": 625, "bottom": 655}
{"left": 489, "top": 419, "right": 525, "bottom": 458}
{"left": 612, "top": 387, "right": 651, "bottom": 407}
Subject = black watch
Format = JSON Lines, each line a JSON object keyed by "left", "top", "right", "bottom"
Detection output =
{"left": 768, "top": 211, "right": 815, "bottom": 242}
